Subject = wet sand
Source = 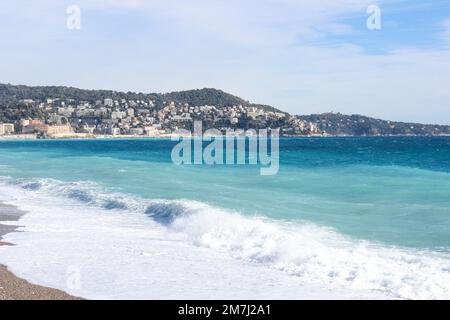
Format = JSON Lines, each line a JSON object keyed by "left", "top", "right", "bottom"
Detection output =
{"left": 0, "top": 203, "right": 81, "bottom": 300}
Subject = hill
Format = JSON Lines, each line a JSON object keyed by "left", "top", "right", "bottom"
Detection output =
{"left": 2, "top": 83, "right": 450, "bottom": 136}
{"left": 298, "top": 113, "right": 450, "bottom": 136}
{"left": 0, "top": 83, "right": 282, "bottom": 113}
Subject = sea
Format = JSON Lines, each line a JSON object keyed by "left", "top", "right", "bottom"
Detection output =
{"left": 0, "top": 137, "right": 450, "bottom": 299}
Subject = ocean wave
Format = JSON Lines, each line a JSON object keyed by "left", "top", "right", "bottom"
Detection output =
{"left": 1, "top": 175, "right": 450, "bottom": 299}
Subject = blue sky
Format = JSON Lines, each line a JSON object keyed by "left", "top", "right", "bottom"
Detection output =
{"left": 0, "top": 0, "right": 449, "bottom": 123}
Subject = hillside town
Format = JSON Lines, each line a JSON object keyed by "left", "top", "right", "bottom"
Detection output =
{"left": 0, "top": 96, "right": 321, "bottom": 138}
{"left": 2, "top": 84, "right": 449, "bottom": 139}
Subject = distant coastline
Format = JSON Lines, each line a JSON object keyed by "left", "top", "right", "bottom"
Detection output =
{"left": 1, "top": 83, "right": 450, "bottom": 138}
{"left": 1, "top": 133, "right": 450, "bottom": 141}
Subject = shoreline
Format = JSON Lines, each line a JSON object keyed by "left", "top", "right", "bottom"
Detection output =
{"left": 1, "top": 133, "right": 450, "bottom": 141}
{"left": 0, "top": 202, "right": 81, "bottom": 300}
{"left": 0, "top": 180, "right": 400, "bottom": 300}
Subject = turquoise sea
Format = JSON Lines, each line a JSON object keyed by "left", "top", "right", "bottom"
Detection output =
{"left": 1, "top": 137, "right": 450, "bottom": 299}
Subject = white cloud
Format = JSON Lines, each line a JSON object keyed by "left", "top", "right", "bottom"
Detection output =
{"left": 79, "top": 0, "right": 380, "bottom": 46}
{"left": 1, "top": 0, "right": 450, "bottom": 124}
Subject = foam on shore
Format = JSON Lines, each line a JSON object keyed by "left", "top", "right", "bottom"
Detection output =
{"left": 0, "top": 203, "right": 24, "bottom": 244}
{"left": 2, "top": 177, "right": 448, "bottom": 299}
{"left": 0, "top": 202, "right": 82, "bottom": 299}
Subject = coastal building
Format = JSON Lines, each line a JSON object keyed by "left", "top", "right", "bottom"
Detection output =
{"left": 129, "top": 128, "right": 144, "bottom": 135}
{"left": 111, "top": 111, "right": 126, "bottom": 120}
{"left": 76, "top": 109, "right": 94, "bottom": 117}
{"left": 22, "top": 120, "right": 48, "bottom": 133}
{"left": 94, "top": 107, "right": 108, "bottom": 117}
{"left": 30, "top": 119, "right": 44, "bottom": 125}
{"left": 20, "top": 119, "right": 30, "bottom": 127}
{"left": 107, "top": 127, "right": 121, "bottom": 135}
{"left": 57, "top": 107, "right": 75, "bottom": 117}
{"left": 104, "top": 98, "right": 113, "bottom": 107}
{"left": 46, "top": 124, "right": 74, "bottom": 135}
{"left": 80, "top": 123, "right": 96, "bottom": 134}
{"left": 171, "top": 115, "right": 192, "bottom": 122}
{"left": 137, "top": 109, "right": 150, "bottom": 115}
{"left": 21, "top": 121, "right": 74, "bottom": 136}
{"left": 144, "top": 126, "right": 159, "bottom": 136}
{"left": 0, "top": 123, "right": 15, "bottom": 135}
{"left": 127, "top": 108, "right": 135, "bottom": 117}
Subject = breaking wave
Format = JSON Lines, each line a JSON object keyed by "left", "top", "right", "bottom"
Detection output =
{"left": 1, "top": 176, "right": 450, "bottom": 299}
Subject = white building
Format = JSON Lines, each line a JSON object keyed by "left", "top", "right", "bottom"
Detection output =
{"left": 94, "top": 107, "right": 108, "bottom": 117}
{"left": 104, "top": 98, "right": 113, "bottom": 107}
{"left": 127, "top": 108, "right": 135, "bottom": 117}
{"left": 144, "top": 126, "right": 159, "bottom": 136}
{"left": 111, "top": 111, "right": 126, "bottom": 120}
{"left": 106, "top": 127, "right": 121, "bottom": 135}
{"left": 57, "top": 107, "right": 75, "bottom": 117}
{"left": 0, "top": 123, "right": 15, "bottom": 135}
{"left": 129, "top": 128, "right": 144, "bottom": 135}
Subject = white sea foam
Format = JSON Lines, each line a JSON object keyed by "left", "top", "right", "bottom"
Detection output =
{"left": 0, "top": 177, "right": 449, "bottom": 299}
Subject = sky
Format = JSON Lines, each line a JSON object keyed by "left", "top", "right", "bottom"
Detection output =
{"left": 0, "top": 0, "right": 449, "bottom": 124}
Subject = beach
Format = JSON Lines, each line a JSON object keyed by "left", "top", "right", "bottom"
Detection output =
{"left": 0, "top": 178, "right": 393, "bottom": 300}
{"left": 0, "top": 133, "right": 174, "bottom": 140}
{"left": 0, "top": 203, "right": 80, "bottom": 300}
